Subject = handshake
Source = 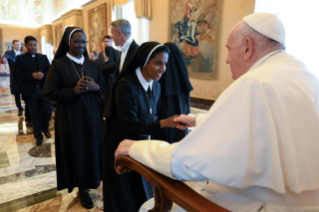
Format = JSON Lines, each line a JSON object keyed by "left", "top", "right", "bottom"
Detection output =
{"left": 160, "top": 114, "right": 196, "bottom": 130}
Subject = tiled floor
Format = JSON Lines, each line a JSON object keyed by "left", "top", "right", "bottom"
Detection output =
{"left": 0, "top": 76, "right": 103, "bottom": 212}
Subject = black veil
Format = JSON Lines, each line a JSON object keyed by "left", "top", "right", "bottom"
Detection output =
{"left": 54, "top": 27, "right": 89, "bottom": 61}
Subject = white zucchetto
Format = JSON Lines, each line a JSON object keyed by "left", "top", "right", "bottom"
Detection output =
{"left": 243, "top": 13, "right": 285, "bottom": 45}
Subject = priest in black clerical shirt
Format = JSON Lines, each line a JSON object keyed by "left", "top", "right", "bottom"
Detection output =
{"left": 14, "top": 36, "right": 52, "bottom": 145}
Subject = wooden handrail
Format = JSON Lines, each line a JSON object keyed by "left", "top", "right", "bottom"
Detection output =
{"left": 115, "top": 156, "right": 230, "bottom": 212}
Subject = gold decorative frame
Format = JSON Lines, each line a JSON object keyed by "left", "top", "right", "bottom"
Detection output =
{"left": 55, "top": 23, "right": 63, "bottom": 47}
{"left": 88, "top": 3, "right": 108, "bottom": 53}
{"left": 169, "top": 0, "right": 222, "bottom": 80}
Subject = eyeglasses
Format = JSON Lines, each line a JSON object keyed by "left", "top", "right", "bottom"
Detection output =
{"left": 70, "top": 40, "right": 89, "bottom": 45}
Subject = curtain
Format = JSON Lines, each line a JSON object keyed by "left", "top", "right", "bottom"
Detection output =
{"left": 111, "top": 0, "right": 152, "bottom": 19}
{"left": 255, "top": 0, "right": 319, "bottom": 78}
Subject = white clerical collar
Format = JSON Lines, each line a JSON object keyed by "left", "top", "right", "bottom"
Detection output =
{"left": 248, "top": 50, "right": 284, "bottom": 72}
{"left": 136, "top": 67, "right": 153, "bottom": 91}
{"left": 120, "top": 38, "right": 133, "bottom": 52}
{"left": 13, "top": 49, "right": 20, "bottom": 55}
{"left": 66, "top": 52, "right": 84, "bottom": 65}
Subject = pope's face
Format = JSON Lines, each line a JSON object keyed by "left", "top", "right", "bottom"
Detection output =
{"left": 225, "top": 25, "right": 247, "bottom": 80}
{"left": 142, "top": 52, "right": 168, "bottom": 82}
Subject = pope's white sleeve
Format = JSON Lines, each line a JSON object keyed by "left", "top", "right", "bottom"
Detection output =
{"left": 195, "top": 114, "right": 207, "bottom": 126}
{"left": 171, "top": 156, "right": 209, "bottom": 181}
{"left": 129, "top": 140, "right": 178, "bottom": 178}
{"left": 129, "top": 140, "right": 209, "bottom": 181}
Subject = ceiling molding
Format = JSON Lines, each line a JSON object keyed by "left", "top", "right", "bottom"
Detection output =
{"left": 61, "top": 9, "right": 83, "bottom": 21}
{"left": 39, "top": 24, "right": 53, "bottom": 31}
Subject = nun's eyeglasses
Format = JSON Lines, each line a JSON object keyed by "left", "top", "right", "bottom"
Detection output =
{"left": 71, "top": 40, "right": 89, "bottom": 45}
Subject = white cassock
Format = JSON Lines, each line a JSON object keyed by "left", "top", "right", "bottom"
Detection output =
{"left": 128, "top": 50, "right": 319, "bottom": 212}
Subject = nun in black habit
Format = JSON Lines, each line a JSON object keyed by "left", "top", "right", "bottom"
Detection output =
{"left": 100, "top": 46, "right": 119, "bottom": 108}
{"left": 154, "top": 42, "right": 193, "bottom": 143}
{"left": 102, "top": 42, "right": 179, "bottom": 212}
{"left": 43, "top": 27, "right": 106, "bottom": 209}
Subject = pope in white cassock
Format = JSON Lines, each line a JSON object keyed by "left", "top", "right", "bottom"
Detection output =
{"left": 115, "top": 13, "right": 319, "bottom": 212}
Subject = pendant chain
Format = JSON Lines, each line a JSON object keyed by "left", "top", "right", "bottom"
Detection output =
{"left": 69, "top": 59, "right": 84, "bottom": 79}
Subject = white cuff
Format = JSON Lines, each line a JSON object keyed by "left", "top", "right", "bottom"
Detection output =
{"left": 195, "top": 114, "right": 207, "bottom": 127}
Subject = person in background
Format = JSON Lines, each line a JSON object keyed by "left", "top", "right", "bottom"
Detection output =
{"left": 89, "top": 51, "right": 98, "bottom": 62}
{"left": 2, "top": 40, "right": 23, "bottom": 116}
{"left": 53, "top": 47, "right": 58, "bottom": 56}
{"left": 153, "top": 42, "right": 193, "bottom": 143}
{"left": 101, "top": 19, "right": 139, "bottom": 117}
{"left": 43, "top": 27, "right": 106, "bottom": 210}
{"left": 14, "top": 36, "right": 52, "bottom": 145}
{"left": 98, "top": 35, "right": 113, "bottom": 67}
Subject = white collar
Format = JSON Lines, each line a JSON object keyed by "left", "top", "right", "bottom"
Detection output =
{"left": 66, "top": 52, "right": 84, "bottom": 64}
{"left": 120, "top": 38, "right": 133, "bottom": 52}
{"left": 13, "top": 49, "right": 20, "bottom": 55}
{"left": 136, "top": 67, "right": 153, "bottom": 91}
{"left": 248, "top": 50, "right": 284, "bottom": 72}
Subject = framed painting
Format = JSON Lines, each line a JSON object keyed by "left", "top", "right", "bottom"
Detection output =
{"left": 55, "top": 23, "right": 63, "bottom": 47}
{"left": 169, "top": 0, "right": 222, "bottom": 80}
{"left": 88, "top": 3, "right": 107, "bottom": 52}
{"left": 5, "top": 42, "right": 24, "bottom": 51}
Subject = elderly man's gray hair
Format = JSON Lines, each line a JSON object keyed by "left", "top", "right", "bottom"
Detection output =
{"left": 111, "top": 19, "right": 131, "bottom": 37}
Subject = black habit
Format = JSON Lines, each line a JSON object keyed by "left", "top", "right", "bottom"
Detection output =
{"left": 102, "top": 42, "right": 166, "bottom": 212}
{"left": 43, "top": 27, "right": 106, "bottom": 193}
{"left": 44, "top": 56, "right": 105, "bottom": 192}
{"left": 154, "top": 42, "right": 193, "bottom": 143}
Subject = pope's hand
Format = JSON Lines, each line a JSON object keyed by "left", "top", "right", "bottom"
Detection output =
{"left": 3, "top": 58, "right": 7, "bottom": 64}
{"left": 174, "top": 114, "right": 196, "bottom": 130}
{"left": 115, "top": 139, "right": 137, "bottom": 157}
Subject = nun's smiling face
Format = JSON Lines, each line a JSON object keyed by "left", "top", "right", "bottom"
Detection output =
{"left": 142, "top": 52, "right": 169, "bottom": 82}
{"left": 69, "top": 31, "right": 87, "bottom": 59}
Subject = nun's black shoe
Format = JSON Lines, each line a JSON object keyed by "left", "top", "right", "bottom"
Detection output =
{"left": 79, "top": 192, "right": 94, "bottom": 209}
{"left": 36, "top": 138, "right": 43, "bottom": 146}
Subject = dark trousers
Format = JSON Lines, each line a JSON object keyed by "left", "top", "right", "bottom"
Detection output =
{"left": 27, "top": 88, "right": 52, "bottom": 139}
{"left": 14, "top": 93, "right": 23, "bottom": 111}
{"left": 25, "top": 102, "right": 32, "bottom": 122}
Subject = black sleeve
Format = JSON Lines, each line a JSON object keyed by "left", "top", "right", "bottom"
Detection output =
{"left": 14, "top": 56, "right": 33, "bottom": 82}
{"left": 43, "top": 55, "right": 51, "bottom": 79}
{"left": 2, "top": 51, "right": 9, "bottom": 62}
{"left": 95, "top": 63, "right": 106, "bottom": 96}
{"left": 100, "top": 63, "right": 115, "bottom": 76}
{"left": 114, "top": 82, "right": 161, "bottom": 135}
{"left": 43, "top": 62, "right": 78, "bottom": 101}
